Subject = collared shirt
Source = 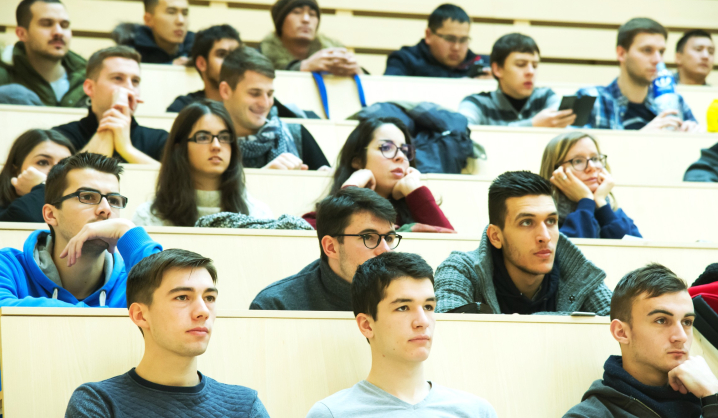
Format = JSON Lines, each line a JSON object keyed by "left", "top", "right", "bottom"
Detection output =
{"left": 576, "top": 77, "right": 697, "bottom": 130}
{"left": 458, "top": 87, "right": 560, "bottom": 126}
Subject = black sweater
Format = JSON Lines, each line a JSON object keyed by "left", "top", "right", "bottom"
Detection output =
{"left": 0, "top": 183, "right": 46, "bottom": 223}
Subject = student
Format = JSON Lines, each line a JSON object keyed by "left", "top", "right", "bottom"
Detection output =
{"left": 459, "top": 33, "right": 574, "bottom": 127}
{"left": 133, "top": 100, "right": 272, "bottom": 227}
{"left": 112, "top": 0, "right": 194, "bottom": 65}
{"left": 0, "top": 0, "right": 87, "bottom": 107}
{"left": 684, "top": 141, "right": 718, "bottom": 182}
{"left": 0, "top": 129, "right": 74, "bottom": 222}
{"left": 564, "top": 264, "right": 718, "bottom": 418}
{"left": 385, "top": 4, "right": 490, "bottom": 78}
{"left": 302, "top": 117, "right": 454, "bottom": 231}
{"left": 434, "top": 171, "right": 611, "bottom": 315}
{"left": 675, "top": 30, "right": 714, "bottom": 86}
{"left": 307, "top": 252, "right": 498, "bottom": 417}
{"left": 167, "top": 25, "right": 242, "bottom": 112}
{"left": 0, "top": 152, "right": 162, "bottom": 307}
{"left": 539, "top": 131, "right": 641, "bottom": 239}
{"left": 250, "top": 187, "right": 397, "bottom": 310}
{"left": 576, "top": 18, "right": 699, "bottom": 132}
{"left": 259, "top": 0, "right": 362, "bottom": 76}
{"left": 65, "top": 249, "right": 270, "bottom": 416}
{"left": 219, "top": 47, "right": 329, "bottom": 170}
{"left": 53, "top": 46, "right": 168, "bottom": 163}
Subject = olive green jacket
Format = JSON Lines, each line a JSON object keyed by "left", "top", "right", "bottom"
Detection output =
{"left": 259, "top": 32, "right": 344, "bottom": 71}
{"left": 0, "top": 42, "right": 88, "bottom": 107}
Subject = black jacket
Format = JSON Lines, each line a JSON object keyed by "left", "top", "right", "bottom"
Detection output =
{"left": 685, "top": 143, "right": 718, "bottom": 182}
{"left": 384, "top": 39, "right": 489, "bottom": 78}
{"left": 0, "top": 184, "right": 46, "bottom": 223}
{"left": 112, "top": 23, "right": 194, "bottom": 64}
{"left": 53, "top": 108, "right": 168, "bottom": 162}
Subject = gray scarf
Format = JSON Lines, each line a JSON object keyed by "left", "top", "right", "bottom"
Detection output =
{"left": 238, "top": 109, "right": 299, "bottom": 168}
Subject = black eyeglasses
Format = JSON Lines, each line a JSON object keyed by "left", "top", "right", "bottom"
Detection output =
{"left": 188, "top": 130, "right": 234, "bottom": 144}
{"left": 367, "top": 141, "right": 416, "bottom": 161}
{"left": 556, "top": 154, "right": 608, "bottom": 171}
{"left": 431, "top": 30, "right": 471, "bottom": 45}
{"left": 333, "top": 233, "right": 402, "bottom": 250}
{"left": 53, "top": 190, "right": 128, "bottom": 209}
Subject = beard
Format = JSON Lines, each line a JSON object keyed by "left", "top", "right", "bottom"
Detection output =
{"left": 502, "top": 237, "right": 553, "bottom": 276}
{"left": 625, "top": 59, "right": 653, "bottom": 87}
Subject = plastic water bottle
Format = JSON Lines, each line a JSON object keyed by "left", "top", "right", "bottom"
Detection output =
{"left": 652, "top": 62, "right": 683, "bottom": 122}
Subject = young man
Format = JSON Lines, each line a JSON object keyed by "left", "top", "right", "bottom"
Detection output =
{"left": 459, "top": 33, "right": 575, "bottom": 127}
{"left": 0, "top": 0, "right": 87, "bottom": 107}
{"left": 675, "top": 30, "right": 715, "bottom": 86}
{"left": 259, "top": 0, "right": 362, "bottom": 76}
{"left": 219, "top": 47, "right": 329, "bottom": 170}
{"left": 577, "top": 18, "right": 699, "bottom": 132}
{"left": 112, "top": 0, "right": 194, "bottom": 65}
{"left": 166, "top": 24, "right": 242, "bottom": 112}
{"left": 564, "top": 264, "right": 718, "bottom": 417}
{"left": 434, "top": 171, "right": 611, "bottom": 315}
{"left": 53, "top": 46, "right": 168, "bottom": 163}
{"left": 65, "top": 249, "right": 270, "bottom": 416}
{"left": 250, "top": 187, "right": 397, "bottom": 310}
{"left": 384, "top": 4, "right": 490, "bottom": 79}
{"left": 0, "top": 152, "right": 162, "bottom": 307}
{"left": 307, "top": 251, "right": 498, "bottom": 417}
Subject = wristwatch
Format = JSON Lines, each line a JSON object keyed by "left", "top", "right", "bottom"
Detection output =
{"left": 701, "top": 393, "right": 718, "bottom": 407}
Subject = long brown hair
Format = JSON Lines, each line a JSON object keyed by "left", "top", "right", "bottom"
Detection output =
{"left": 151, "top": 100, "right": 248, "bottom": 226}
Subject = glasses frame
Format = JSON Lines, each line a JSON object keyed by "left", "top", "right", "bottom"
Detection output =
{"left": 366, "top": 142, "right": 416, "bottom": 162}
{"left": 188, "top": 130, "right": 235, "bottom": 144}
{"left": 332, "top": 233, "right": 403, "bottom": 250}
{"left": 52, "top": 190, "right": 128, "bottom": 209}
{"left": 556, "top": 154, "right": 608, "bottom": 171}
{"left": 431, "top": 30, "right": 471, "bottom": 45}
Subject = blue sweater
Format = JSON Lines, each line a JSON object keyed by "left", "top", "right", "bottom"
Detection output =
{"left": 0, "top": 227, "right": 162, "bottom": 308}
{"left": 560, "top": 198, "right": 642, "bottom": 239}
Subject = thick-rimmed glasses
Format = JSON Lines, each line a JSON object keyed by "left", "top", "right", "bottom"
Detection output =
{"left": 432, "top": 31, "right": 471, "bottom": 45}
{"left": 333, "top": 233, "right": 402, "bottom": 250}
{"left": 188, "top": 130, "right": 234, "bottom": 144}
{"left": 556, "top": 154, "right": 607, "bottom": 171}
{"left": 367, "top": 142, "right": 416, "bottom": 161}
{"left": 53, "top": 190, "right": 128, "bottom": 208}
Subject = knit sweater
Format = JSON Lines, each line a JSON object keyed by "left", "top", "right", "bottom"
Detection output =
{"left": 458, "top": 87, "right": 560, "bottom": 126}
{"left": 434, "top": 227, "right": 611, "bottom": 315}
{"left": 65, "top": 368, "right": 269, "bottom": 417}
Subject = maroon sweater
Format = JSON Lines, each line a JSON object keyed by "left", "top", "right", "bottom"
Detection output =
{"left": 302, "top": 186, "right": 454, "bottom": 230}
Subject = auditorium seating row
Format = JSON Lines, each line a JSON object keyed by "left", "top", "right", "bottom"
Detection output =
{"left": 1, "top": 0, "right": 717, "bottom": 78}
{"left": 1, "top": 307, "right": 717, "bottom": 417}
{"left": 1, "top": 104, "right": 715, "bottom": 185}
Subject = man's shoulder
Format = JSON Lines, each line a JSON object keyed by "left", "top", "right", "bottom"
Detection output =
{"left": 135, "top": 123, "right": 169, "bottom": 139}
{"left": 461, "top": 91, "right": 494, "bottom": 105}
{"left": 250, "top": 260, "right": 321, "bottom": 309}
{"left": 204, "top": 375, "right": 258, "bottom": 398}
{"left": 429, "top": 384, "right": 497, "bottom": 415}
{"left": 308, "top": 383, "right": 366, "bottom": 416}
{"left": 72, "top": 372, "right": 133, "bottom": 399}
{"left": 316, "top": 33, "right": 344, "bottom": 48}
{"left": 437, "top": 247, "right": 483, "bottom": 273}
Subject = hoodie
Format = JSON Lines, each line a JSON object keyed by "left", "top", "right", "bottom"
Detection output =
{"left": 384, "top": 39, "right": 489, "bottom": 78}
{"left": 112, "top": 23, "right": 194, "bottom": 64}
{"left": 0, "top": 227, "right": 162, "bottom": 307}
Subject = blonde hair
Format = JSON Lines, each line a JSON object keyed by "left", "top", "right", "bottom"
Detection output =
{"left": 539, "top": 131, "right": 617, "bottom": 210}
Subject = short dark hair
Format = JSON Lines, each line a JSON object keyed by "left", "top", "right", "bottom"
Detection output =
{"left": 488, "top": 171, "right": 553, "bottom": 229}
{"left": 16, "top": 0, "right": 62, "bottom": 28}
{"left": 428, "top": 4, "right": 470, "bottom": 32}
{"left": 126, "top": 249, "right": 217, "bottom": 308}
{"left": 219, "top": 47, "right": 275, "bottom": 90}
{"left": 143, "top": 0, "right": 158, "bottom": 12}
{"left": 490, "top": 33, "right": 540, "bottom": 70}
{"left": 352, "top": 252, "right": 434, "bottom": 320}
{"left": 190, "top": 25, "right": 242, "bottom": 75}
{"left": 86, "top": 46, "right": 142, "bottom": 80}
{"left": 617, "top": 18, "right": 667, "bottom": 50}
{"left": 45, "top": 152, "right": 123, "bottom": 208}
{"left": 676, "top": 29, "right": 713, "bottom": 53}
{"left": 611, "top": 263, "right": 687, "bottom": 323}
{"left": 315, "top": 187, "right": 397, "bottom": 262}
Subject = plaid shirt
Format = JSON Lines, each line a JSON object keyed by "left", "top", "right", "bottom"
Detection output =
{"left": 458, "top": 87, "right": 559, "bottom": 126}
{"left": 576, "top": 78, "right": 696, "bottom": 130}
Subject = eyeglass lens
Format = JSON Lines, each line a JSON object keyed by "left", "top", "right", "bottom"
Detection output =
{"left": 379, "top": 143, "right": 415, "bottom": 161}
{"left": 193, "top": 131, "right": 233, "bottom": 144}
{"left": 78, "top": 191, "right": 127, "bottom": 208}
{"left": 363, "top": 233, "right": 400, "bottom": 249}
{"left": 571, "top": 155, "right": 606, "bottom": 171}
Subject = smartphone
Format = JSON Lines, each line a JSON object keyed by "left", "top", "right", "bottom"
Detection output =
{"left": 559, "top": 96, "right": 577, "bottom": 111}
{"left": 570, "top": 311, "right": 597, "bottom": 317}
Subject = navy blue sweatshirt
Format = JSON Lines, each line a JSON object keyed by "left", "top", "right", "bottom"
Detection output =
{"left": 560, "top": 198, "right": 642, "bottom": 239}
{"left": 384, "top": 39, "right": 489, "bottom": 78}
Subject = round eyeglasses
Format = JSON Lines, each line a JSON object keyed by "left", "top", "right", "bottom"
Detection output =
{"left": 556, "top": 154, "right": 607, "bottom": 171}
{"left": 366, "top": 141, "right": 416, "bottom": 161}
{"left": 332, "top": 233, "right": 402, "bottom": 250}
{"left": 188, "top": 130, "right": 234, "bottom": 144}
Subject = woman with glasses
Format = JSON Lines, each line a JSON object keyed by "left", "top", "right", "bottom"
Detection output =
{"left": 0, "top": 129, "right": 75, "bottom": 222}
{"left": 304, "top": 117, "right": 454, "bottom": 231}
{"left": 133, "top": 100, "right": 272, "bottom": 227}
{"left": 539, "top": 131, "right": 641, "bottom": 239}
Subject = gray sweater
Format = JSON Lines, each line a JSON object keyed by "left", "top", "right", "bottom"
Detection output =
{"left": 65, "top": 369, "right": 269, "bottom": 417}
{"left": 434, "top": 228, "right": 611, "bottom": 315}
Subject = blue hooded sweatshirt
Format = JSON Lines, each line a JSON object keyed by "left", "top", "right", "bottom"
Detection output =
{"left": 0, "top": 227, "right": 162, "bottom": 308}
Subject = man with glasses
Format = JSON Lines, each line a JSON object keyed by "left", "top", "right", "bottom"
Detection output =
{"left": 0, "top": 152, "right": 162, "bottom": 307}
{"left": 385, "top": 4, "right": 490, "bottom": 78}
{"left": 250, "top": 187, "right": 399, "bottom": 310}
{"left": 53, "top": 46, "right": 168, "bottom": 164}
{"left": 459, "top": 33, "right": 575, "bottom": 127}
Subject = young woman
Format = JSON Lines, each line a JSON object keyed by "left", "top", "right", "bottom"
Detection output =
{"left": 133, "top": 100, "right": 272, "bottom": 226}
{"left": 0, "top": 129, "right": 75, "bottom": 222}
{"left": 539, "top": 131, "right": 641, "bottom": 239}
{"left": 304, "top": 117, "right": 454, "bottom": 231}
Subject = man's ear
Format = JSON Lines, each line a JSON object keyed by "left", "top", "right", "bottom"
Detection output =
{"left": 424, "top": 27, "right": 432, "bottom": 44}
{"left": 218, "top": 81, "right": 231, "bottom": 101}
{"left": 43, "top": 203, "right": 59, "bottom": 227}
{"left": 616, "top": 45, "right": 627, "bottom": 64}
{"left": 143, "top": 12, "right": 154, "bottom": 28}
{"left": 196, "top": 55, "right": 208, "bottom": 74}
{"left": 610, "top": 319, "right": 631, "bottom": 346}
{"left": 129, "top": 302, "right": 150, "bottom": 333}
{"left": 356, "top": 313, "right": 374, "bottom": 340}
{"left": 675, "top": 52, "right": 684, "bottom": 66}
{"left": 83, "top": 78, "right": 96, "bottom": 98}
{"left": 321, "top": 235, "right": 340, "bottom": 261}
{"left": 486, "top": 224, "right": 503, "bottom": 250}
{"left": 491, "top": 62, "right": 502, "bottom": 79}
{"left": 15, "top": 26, "right": 28, "bottom": 43}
